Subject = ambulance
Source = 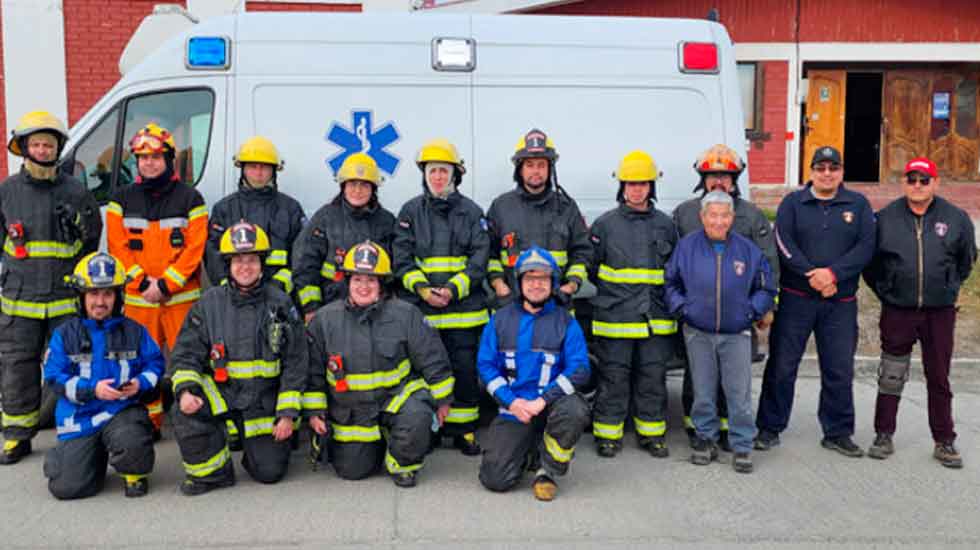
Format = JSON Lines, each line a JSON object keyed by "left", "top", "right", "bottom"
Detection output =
{"left": 60, "top": 11, "right": 749, "bottom": 221}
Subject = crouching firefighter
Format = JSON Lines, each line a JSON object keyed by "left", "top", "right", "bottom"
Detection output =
{"left": 305, "top": 240, "right": 455, "bottom": 488}
{"left": 43, "top": 252, "right": 165, "bottom": 499}
{"left": 171, "top": 221, "right": 308, "bottom": 496}
{"left": 478, "top": 247, "right": 591, "bottom": 501}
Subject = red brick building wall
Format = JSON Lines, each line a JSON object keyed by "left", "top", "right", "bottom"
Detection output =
{"left": 63, "top": 0, "right": 186, "bottom": 126}
{"left": 245, "top": 2, "right": 361, "bottom": 12}
{"left": 746, "top": 61, "right": 789, "bottom": 184}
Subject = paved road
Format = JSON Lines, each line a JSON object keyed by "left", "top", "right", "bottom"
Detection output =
{"left": 2, "top": 373, "right": 979, "bottom": 550}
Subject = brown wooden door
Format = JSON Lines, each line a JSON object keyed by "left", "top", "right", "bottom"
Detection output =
{"left": 882, "top": 71, "right": 932, "bottom": 183}
{"left": 929, "top": 70, "right": 979, "bottom": 181}
{"left": 803, "top": 70, "right": 846, "bottom": 183}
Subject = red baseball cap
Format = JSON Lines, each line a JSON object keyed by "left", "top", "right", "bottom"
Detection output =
{"left": 903, "top": 157, "right": 938, "bottom": 178}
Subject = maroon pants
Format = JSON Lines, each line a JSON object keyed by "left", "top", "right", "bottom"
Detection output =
{"left": 873, "top": 305, "right": 957, "bottom": 443}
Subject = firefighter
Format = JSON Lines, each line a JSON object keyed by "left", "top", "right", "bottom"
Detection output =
{"left": 106, "top": 122, "right": 208, "bottom": 436}
{"left": 486, "top": 129, "right": 592, "bottom": 310}
{"left": 292, "top": 153, "right": 395, "bottom": 322}
{"left": 205, "top": 136, "right": 306, "bottom": 298}
{"left": 42, "top": 252, "right": 165, "bottom": 499}
{"left": 0, "top": 110, "right": 102, "bottom": 464}
{"left": 477, "top": 247, "right": 591, "bottom": 501}
{"left": 588, "top": 150, "right": 678, "bottom": 459}
{"left": 170, "top": 221, "right": 308, "bottom": 495}
{"left": 393, "top": 139, "right": 490, "bottom": 455}
{"left": 672, "top": 144, "right": 778, "bottom": 449}
{"left": 305, "top": 240, "right": 455, "bottom": 488}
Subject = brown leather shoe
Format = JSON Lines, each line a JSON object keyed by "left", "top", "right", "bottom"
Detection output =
{"left": 532, "top": 474, "right": 557, "bottom": 502}
{"left": 934, "top": 442, "right": 963, "bottom": 469}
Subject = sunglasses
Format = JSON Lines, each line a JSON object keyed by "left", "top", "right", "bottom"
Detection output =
{"left": 906, "top": 175, "right": 931, "bottom": 186}
{"left": 812, "top": 164, "right": 842, "bottom": 173}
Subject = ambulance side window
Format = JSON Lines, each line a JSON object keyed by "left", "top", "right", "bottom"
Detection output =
{"left": 120, "top": 88, "right": 215, "bottom": 188}
{"left": 67, "top": 106, "right": 123, "bottom": 204}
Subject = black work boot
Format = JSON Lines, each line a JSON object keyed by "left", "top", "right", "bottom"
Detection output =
{"left": 691, "top": 438, "right": 718, "bottom": 466}
{"left": 180, "top": 475, "right": 235, "bottom": 496}
{"left": 391, "top": 471, "right": 417, "bottom": 488}
{"left": 123, "top": 476, "right": 149, "bottom": 498}
{"left": 641, "top": 436, "right": 669, "bottom": 458}
{"left": 453, "top": 433, "right": 481, "bottom": 456}
{"left": 867, "top": 433, "right": 894, "bottom": 460}
{"left": 821, "top": 435, "right": 864, "bottom": 458}
{"left": 0, "top": 439, "right": 31, "bottom": 465}
{"left": 596, "top": 439, "right": 621, "bottom": 458}
{"left": 718, "top": 430, "right": 732, "bottom": 453}
{"left": 754, "top": 430, "right": 780, "bottom": 451}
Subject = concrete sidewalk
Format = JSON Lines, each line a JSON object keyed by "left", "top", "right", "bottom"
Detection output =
{"left": 2, "top": 375, "right": 979, "bottom": 550}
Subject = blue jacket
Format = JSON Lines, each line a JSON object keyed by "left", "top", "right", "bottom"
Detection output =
{"left": 477, "top": 300, "right": 590, "bottom": 422}
{"left": 773, "top": 183, "right": 876, "bottom": 299}
{"left": 43, "top": 316, "right": 164, "bottom": 440}
{"left": 665, "top": 230, "right": 777, "bottom": 334}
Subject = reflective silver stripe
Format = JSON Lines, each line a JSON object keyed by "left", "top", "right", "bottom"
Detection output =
{"left": 91, "top": 412, "right": 113, "bottom": 427}
{"left": 65, "top": 377, "right": 81, "bottom": 404}
{"left": 159, "top": 217, "right": 188, "bottom": 229}
{"left": 556, "top": 374, "right": 574, "bottom": 395}
{"left": 141, "top": 371, "right": 159, "bottom": 388}
{"left": 505, "top": 355, "right": 516, "bottom": 371}
{"left": 486, "top": 376, "right": 507, "bottom": 395}
{"left": 538, "top": 353, "right": 556, "bottom": 388}
{"left": 122, "top": 217, "right": 149, "bottom": 229}
{"left": 118, "top": 360, "right": 131, "bottom": 384}
{"left": 57, "top": 416, "right": 81, "bottom": 435}
{"left": 79, "top": 360, "right": 92, "bottom": 379}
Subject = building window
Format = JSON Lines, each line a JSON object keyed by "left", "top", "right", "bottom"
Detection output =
{"left": 738, "top": 62, "right": 766, "bottom": 140}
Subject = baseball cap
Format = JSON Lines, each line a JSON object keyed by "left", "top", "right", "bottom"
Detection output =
{"left": 903, "top": 157, "right": 938, "bottom": 178}
{"left": 810, "top": 146, "right": 842, "bottom": 167}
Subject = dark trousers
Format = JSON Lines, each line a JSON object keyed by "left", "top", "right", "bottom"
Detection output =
{"left": 480, "top": 393, "right": 589, "bottom": 492}
{"left": 756, "top": 291, "right": 858, "bottom": 438}
{"left": 43, "top": 406, "right": 154, "bottom": 500}
{"left": 0, "top": 313, "right": 68, "bottom": 439}
{"left": 874, "top": 305, "right": 957, "bottom": 443}
{"left": 438, "top": 327, "right": 481, "bottom": 436}
{"left": 592, "top": 336, "right": 672, "bottom": 442}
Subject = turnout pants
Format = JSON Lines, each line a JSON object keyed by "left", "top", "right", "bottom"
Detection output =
{"left": 592, "top": 336, "right": 672, "bottom": 443}
{"left": 480, "top": 393, "right": 590, "bottom": 492}
{"left": 438, "top": 327, "right": 481, "bottom": 436}
{"left": 0, "top": 313, "right": 69, "bottom": 440}
{"left": 172, "top": 402, "right": 291, "bottom": 486}
{"left": 756, "top": 291, "right": 858, "bottom": 438}
{"left": 43, "top": 406, "right": 154, "bottom": 500}
{"left": 329, "top": 389, "right": 435, "bottom": 480}
{"left": 874, "top": 305, "right": 957, "bottom": 443}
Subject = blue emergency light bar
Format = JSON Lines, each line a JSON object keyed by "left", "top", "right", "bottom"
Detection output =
{"left": 186, "top": 37, "right": 230, "bottom": 70}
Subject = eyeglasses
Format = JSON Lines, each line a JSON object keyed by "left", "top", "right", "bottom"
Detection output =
{"left": 906, "top": 175, "right": 931, "bottom": 186}
{"left": 812, "top": 164, "right": 842, "bottom": 174}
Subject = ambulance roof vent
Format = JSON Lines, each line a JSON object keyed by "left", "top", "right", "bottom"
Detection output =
{"left": 119, "top": 4, "right": 199, "bottom": 76}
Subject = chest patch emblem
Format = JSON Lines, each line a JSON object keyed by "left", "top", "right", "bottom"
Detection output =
{"left": 935, "top": 222, "right": 948, "bottom": 237}
{"left": 733, "top": 260, "right": 746, "bottom": 276}
{"left": 842, "top": 211, "right": 854, "bottom": 224}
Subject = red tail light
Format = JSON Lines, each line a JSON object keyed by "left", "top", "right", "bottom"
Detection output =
{"left": 679, "top": 42, "right": 719, "bottom": 73}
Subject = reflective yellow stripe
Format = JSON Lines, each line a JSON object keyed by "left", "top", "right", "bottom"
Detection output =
{"left": 147, "top": 400, "right": 164, "bottom": 415}
{"left": 126, "top": 264, "right": 145, "bottom": 279}
{"left": 683, "top": 415, "right": 694, "bottom": 429}
{"left": 267, "top": 249, "right": 289, "bottom": 266}
{"left": 384, "top": 378, "right": 429, "bottom": 414}
{"left": 225, "top": 360, "right": 280, "bottom": 379}
{"left": 243, "top": 417, "right": 276, "bottom": 438}
{"left": 3, "top": 239, "right": 83, "bottom": 259}
{"left": 298, "top": 285, "right": 322, "bottom": 306}
{"left": 2, "top": 410, "right": 40, "bottom": 428}
{"left": 164, "top": 266, "right": 187, "bottom": 287}
{"left": 172, "top": 370, "right": 229, "bottom": 415}
{"left": 448, "top": 272, "right": 470, "bottom": 300}
{"left": 487, "top": 259, "right": 504, "bottom": 273}
{"left": 188, "top": 205, "right": 208, "bottom": 221}
{"left": 428, "top": 375, "right": 454, "bottom": 401}
{"left": 385, "top": 449, "right": 423, "bottom": 474}
{"left": 416, "top": 256, "right": 468, "bottom": 273}
{"left": 424, "top": 309, "right": 489, "bottom": 330}
{"left": 106, "top": 201, "right": 124, "bottom": 216}
{"left": 302, "top": 392, "right": 327, "bottom": 410}
{"left": 648, "top": 319, "right": 678, "bottom": 335}
{"left": 597, "top": 264, "right": 664, "bottom": 285}
{"left": 549, "top": 250, "right": 568, "bottom": 267}
{"left": 444, "top": 406, "right": 479, "bottom": 424}
{"left": 320, "top": 262, "right": 336, "bottom": 280}
{"left": 276, "top": 390, "right": 302, "bottom": 413}
{"left": 331, "top": 423, "right": 382, "bottom": 442}
{"left": 124, "top": 288, "right": 201, "bottom": 309}
{"left": 273, "top": 268, "right": 293, "bottom": 293}
{"left": 592, "top": 421, "right": 624, "bottom": 440}
{"left": 634, "top": 417, "right": 667, "bottom": 437}
{"left": 543, "top": 432, "right": 573, "bottom": 463}
{"left": 184, "top": 447, "right": 230, "bottom": 478}
{"left": 401, "top": 269, "right": 427, "bottom": 291}
{"left": 328, "top": 359, "right": 411, "bottom": 392}
{"left": 0, "top": 296, "right": 76, "bottom": 319}
{"left": 720, "top": 417, "right": 729, "bottom": 431}
{"left": 226, "top": 420, "right": 239, "bottom": 436}
{"left": 565, "top": 263, "right": 587, "bottom": 281}
{"left": 592, "top": 319, "right": 677, "bottom": 338}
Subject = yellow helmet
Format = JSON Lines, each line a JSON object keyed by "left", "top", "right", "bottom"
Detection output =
{"left": 616, "top": 150, "right": 660, "bottom": 182}
{"left": 234, "top": 136, "right": 284, "bottom": 171}
{"left": 219, "top": 221, "right": 272, "bottom": 257}
{"left": 416, "top": 139, "right": 466, "bottom": 173}
{"left": 7, "top": 111, "right": 68, "bottom": 157}
{"left": 68, "top": 252, "right": 128, "bottom": 291}
{"left": 336, "top": 152, "right": 382, "bottom": 186}
{"left": 694, "top": 144, "right": 745, "bottom": 175}
{"left": 341, "top": 240, "right": 392, "bottom": 277}
{"left": 129, "top": 122, "right": 176, "bottom": 156}
{"left": 512, "top": 128, "right": 558, "bottom": 164}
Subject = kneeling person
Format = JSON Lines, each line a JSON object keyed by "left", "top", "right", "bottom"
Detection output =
{"left": 478, "top": 247, "right": 591, "bottom": 501}
{"left": 305, "top": 241, "right": 455, "bottom": 488}
{"left": 171, "top": 221, "right": 308, "bottom": 496}
{"left": 43, "top": 252, "right": 165, "bottom": 499}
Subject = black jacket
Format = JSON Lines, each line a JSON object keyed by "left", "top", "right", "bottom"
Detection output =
{"left": 864, "top": 196, "right": 976, "bottom": 308}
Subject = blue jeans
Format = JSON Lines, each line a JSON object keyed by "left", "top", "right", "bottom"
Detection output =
{"left": 683, "top": 325, "right": 756, "bottom": 453}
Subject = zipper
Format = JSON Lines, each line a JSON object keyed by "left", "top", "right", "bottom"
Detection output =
{"left": 915, "top": 217, "right": 924, "bottom": 309}
{"left": 715, "top": 252, "right": 722, "bottom": 332}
